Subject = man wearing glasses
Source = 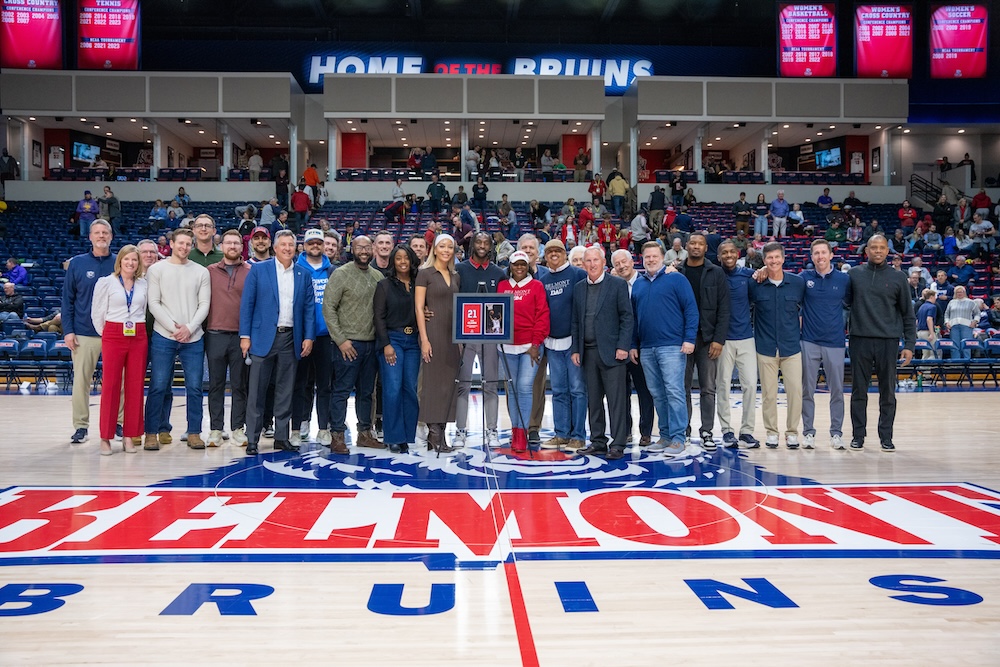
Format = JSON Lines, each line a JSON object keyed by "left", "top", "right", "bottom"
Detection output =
{"left": 188, "top": 214, "right": 224, "bottom": 267}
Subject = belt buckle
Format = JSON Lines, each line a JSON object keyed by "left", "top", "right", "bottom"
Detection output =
{"left": 403, "top": 326, "right": 414, "bottom": 335}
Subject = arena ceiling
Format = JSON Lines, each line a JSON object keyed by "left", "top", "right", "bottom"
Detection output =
{"left": 139, "top": 0, "right": 776, "bottom": 46}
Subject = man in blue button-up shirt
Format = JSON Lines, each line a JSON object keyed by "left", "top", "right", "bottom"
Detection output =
{"left": 751, "top": 242, "right": 804, "bottom": 449}
{"left": 800, "top": 240, "right": 852, "bottom": 451}
{"left": 769, "top": 190, "right": 790, "bottom": 238}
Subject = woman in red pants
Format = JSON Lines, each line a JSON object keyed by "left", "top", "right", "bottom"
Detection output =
{"left": 91, "top": 244, "right": 148, "bottom": 455}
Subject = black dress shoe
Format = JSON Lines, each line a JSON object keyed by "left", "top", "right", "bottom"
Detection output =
{"left": 606, "top": 447, "right": 624, "bottom": 460}
{"left": 880, "top": 441, "right": 896, "bottom": 452}
{"left": 246, "top": 443, "right": 259, "bottom": 456}
{"left": 849, "top": 438, "right": 864, "bottom": 450}
{"left": 578, "top": 445, "right": 609, "bottom": 456}
{"left": 274, "top": 440, "right": 300, "bottom": 452}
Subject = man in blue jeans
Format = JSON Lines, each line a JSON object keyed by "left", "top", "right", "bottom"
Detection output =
{"left": 143, "top": 228, "right": 211, "bottom": 450}
{"left": 323, "top": 235, "right": 386, "bottom": 455}
{"left": 539, "top": 240, "right": 588, "bottom": 451}
{"left": 631, "top": 242, "right": 699, "bottom": 458}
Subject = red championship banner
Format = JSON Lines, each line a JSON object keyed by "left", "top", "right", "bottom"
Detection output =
{"left": 856, "top": 5, "right": 913, "bottom": 78}
{"left": 778, "top": 3, "right": 837, "bottom": 77}
{"left": 77, "top": 0, "right": 139, "bottom": 70}
{"left": 462, "top": 303, "right": 483, "bottom": 336}
{"left": 930, "top": 4, "right": 988, "bottom": 79}
{"left": 0, "top": 0, "right": 63, "bottom": 69}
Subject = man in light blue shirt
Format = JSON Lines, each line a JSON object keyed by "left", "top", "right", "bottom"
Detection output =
{"left": 769, "top": 190, "right": 790, "bottom": 237}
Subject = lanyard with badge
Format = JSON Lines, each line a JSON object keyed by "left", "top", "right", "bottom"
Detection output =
{"left": 120, "top": 276, "right": 137, "bottom": 336}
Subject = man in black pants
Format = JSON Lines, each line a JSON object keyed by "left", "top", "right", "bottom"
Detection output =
{"left": 846, "top": 234, "right": 915, "bottom": 452}
{"left": 678, "top": 233, "right": 731, "bottom": 451}
{"left": 611, "top": 249, "right": 654, "bottom": 446}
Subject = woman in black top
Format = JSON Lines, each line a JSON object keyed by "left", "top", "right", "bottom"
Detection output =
{"left": 472, "top": 176, "right": 489, "bottom": 212}
{"left": 373, "top": 244, "right": 420, "bottom": 453}
{"left": 753, "top": 193, "right": 770, "bottom": 237}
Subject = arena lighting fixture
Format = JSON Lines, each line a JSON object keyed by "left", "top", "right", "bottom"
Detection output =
{"left": 106, "top": 132, "right": 112, "bottom": 136}
{"left": 396, "top": 120, "right": 402, "bottom": 124}
{"left": 521, "top": 141, "right": 527, "bottom": 145}
{"left": 805, "top": 138, "right": 811, "bottom": 142}
{"left": 525, "top": 128, "right": 532, "bottom": 132}
{"left": 715, "top": 137, "right": 721, "bottom": 140}
{"left": 351, "top": 127, "right": 357, "bottom": 131}
{"left": 479, "top": 121, "right": 486, "bottom": 125}
{"left": 250, "top": 118, "right": 260, "bottom": 125}
{"left": 651, "top": 136, "right": 658, "bottom": 140}
{"left": 80, "top": 117, "right": 87, "bottom": 121}
{"left": 130, "top": 118, "right": 136, "bottom": 122}
{"left": 707, "top": 143, "right": 713, "bottom": 147}
{"left": 492, "top": 141, "right": 498, "bottom": 145}
{"left": 768, "top": 143, "right": 773, "bottom": 147}
{"left": 645, "top": 142, "right": 651, "bottom": 146}
{"left": 817, "top": 132, "right": 823, "bottom": 136}
{"left": 401, "top": 137, "right": 407, "bottom": 141}
{"left": 602, "top": 142, "right": 608, "bottom": 146}
{"left": 527, "top": 121, "right": 533, "bottom": 125}
{"left": 772, "top": 131, "right": 778, "bottom": 135}
{"left": 211, "top": 140, "right": 218, "bottom": 144}
{"left": 396, "top": 127, "right": 404, "bottom": 131}
{"left": 274, "top": 140, "right": 280, "bottom": 145}
{"left": 897, "top": 125, "right": 902, "bottom": 129}
{"left": 445, "top": 127, "right": 450, "bottom": 131}
{"left": 444, "top": 120, "right": 450, "bottom": 124}
{"left": 734, "top": 123, "right": 740, "bottom": 127}
{"left": 958, "top": 129, "right": 965, "bottom": 134}
{"left": 198, "top": 130, "right": 205, "bottom": 134}
{"left": 829, "top": 125, "right": 836, "bottom": 129}
{"left": 875, "top": 125, "right": 882, "bottom": 129}
{"left": 346, "top": 120, "right": 353, "bottom": 124}
{"left": 572, "top": 129, "right": 578, "bottom": 132}
{"left": 665, "top": 122, "right": 672, "bottom": 127}
{"left": 93, "top": 125, "right": 100, "bottom": 129}
{"left": 575, "top": 121, "right": 582, "bottom": 125}
{"left": 268, "top": 134, "right": 275, "bottom": 138}
{"left": 903, "top": 129, "right": 911, "bottom": 134}
{"left": 319, "top": 140, "right": 325, "bottom": 144}
{"left": 141, "top": 125, "right": 148, "bottom": 130}
{"left": 28, "top": 117, "right": 35, "bottom": 121}
{"left": 783, "top": 124, "right": 790, "bottom": 128}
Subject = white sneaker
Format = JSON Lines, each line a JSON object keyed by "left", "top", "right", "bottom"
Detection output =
{"left": 486, "top": 429, "right": 501, "bottom": 449}
{"left": 299, "top": 421, "right": 310, "bottom": 440}
{"left": 803, "top": 434, "right": 815, "bottom": 449}
{"left": 786, "top": 435, "right": 800, "bottom": 450}
{"left": 290, "top": 431, "right": 301, "bottom": 447}
{"left": 207, "top": 430, "right": 223, "bottom": 447}
{"left": 831, "top": 435, "right": 846, "bottom": 450}
{"left": 232, "top": 427, "right": 248, "bottom": 446}
{"left": 765, "top": 434, "right": 779, "bottom": 448}
{"left": 317, "top": 429, "right": 332, "bottom": 445}
{"left": 453, "top": 429, "right": 468, "bottom": 448}
{"left": 416, "top": 422, "right": 429, "bottom": 448}
{"left": 646, "top": 441, "right": 668, "bottom": 453}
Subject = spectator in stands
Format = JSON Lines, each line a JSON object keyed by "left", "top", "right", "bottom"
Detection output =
{"left": 324, "top": 235, "right": 385, "bottom": 454}
{"left": 76, "top": 190, "right": 99, "bottom": 237}
{"left": 842, "top": 191, "right": 864, "bottom": 209}
{"left": 256, "top": 197, "right": 277, "bottom": 229}
{"left": 752, "top": 242, "right": 804, "bottom": 449}
{"left": 454, "top": 206, "right": 476, "bottom": 257}
{"left": 372, "top": 244, "right": 420, "bottom": 454}
{"left": 769, "top": 190, "right": 789, "bottom": 237}
{"left": 704, "top": 224, "right": 723, "bottom": 264}
{"left": 589, "top": 173, "right": 607, "bottom": 204}
{"left": 931, "top": 194, "right": 952, "bottom": 230}
{"left": 166, "top": 199, "right": 185, "bottom": 221}
{"left": 511, "top": 147, "right": 527, "bottom": 182}
{"left": 924, "top": 225, "right": 944, "bottom": 257}
{"left": 824, "top": 218, "right": 846, "bottom": 248}
{"left": 63, "top": 220, "right": 115, "bottom": 444}
{"left": 90, "top": 245, "right": 147, "bottom": 456}
{"left": 969, "top": 212, "right": 996, "bottom": 256}
{"left": 909, "top": 256, "right": 932, "bottom": 286}
{"left": 607, "top": 172, "right": 628, "bottom": 218}
{"left": 596, "top": 212, "right": 617, "bottom": 264}
{"left": 972, "top": 188, "right": 992, "bottom": 218}
{"left": 890, "top": 228, "right": 907, "bottom": 255}
{"left": 846, "top": 217, "right": 863, "bottom": 245}
{"left": 904, "top": 230, "right": 925, "bottom": 256}
{"left": 572, "top": 147, "right": 591, "bottom": 182}
{"left": 247, "top": 150, "right": 263, "bottom": 181}
{"left": 683, "top": 188, "right": 697, "bottom": 208}
{"left": 730, "top": 229, "right": 750, "bottom": 253}
{"left": 172, "top": 187, "right": 190, "bottom": 207}
{"left": 944, "top": 286, "right": 982, "bottom": 360}
{"left": 609, "top": 249, "right": 654, "bottom": 448}
{"left": 407, "top": 234, "right": 426, "bottom": 265}
{"left": 753, "top": 193, "right": 770, "bottom": 237}
{"left": 450, "top": 185, "right": 468, "bottom": 207}
{"left": 493, "top": 231, "right": 514, "bottom": 265}
{"left": 426, "top": 173, "right": 447, "bottom": 215}
{"left": 665, "top": 237, "right": 687, "bottom": 267}
{"left": 986, "top": 296, "right": 1000, "bottom": 330}
{"left": 669, "top": 171, "right": 686, "bottom": 209}
{"left": 861, "top": 218, "right": 881, "bottom": 247}
{"left": 2, "top": 257, "right": 28, "bottom": 285}
{"left": 270, "top": 210, "right": 292, "bottom": 239}
{"left": 471, "top": 176, "right": 489, "bottom": 212}
{"left": 274, "top": 169, "right": 290, "bottom": 210}
{"left": 787, "top": 204, "right": 812, "bottom": 237}
{"left": 26, "top": 311, "right": 62, "bottom": 334}
{"left": 568, "top": 245, "right": 586, "bottom": 267}
{"left": 630, "top": 207, "right": 651, "bottom": 256}
{"left": 948, "top": 255, "right": 976, "bottom": 287}
{"left": 954, "top": 228, "right": 974, "bottom": 256}
{"left": 0, "top": 282, "right": 24, "bottom": 323}
{"left": 817, "top": 188, "right": 833, "bottom": 210}
{"left": 144, "top": 228, "right": 210, "bottom": 450}
{"left": 715, "top": 240, "right": 759, "bottom": 449}
{"left": 155, "top": 235, "right": 171, "bottom": 259}
{"left": 527, "top": 199, "right": 549, "bottom": 225}
{"left": 578, "top": 219, "right": 597, "bottom": 247}
{"left": 906, "top": 271, "right": 922, "bottom": 306}
{"left": 557, "top": 214, "right": 579, "bottom": 248}
{"left": 674, "top": 206, "right": 693, "bottom": 234}
{"left": 290, "top": 185, "right": 311, "bottom": 231}
{"left": 915, "top": 290, "right": 938, "bottom": 359}
{"left": 302, "top": 163, "right": 319, "bottom": 190}
{"left": 629, "top": 242, "right": 696, "bottom": 457}
{"left": 732, "top": 192, "right": 752, "bottom": 237}
{"left": 97, "top": 186, "right": 124, "bottom": 236}
{"left": 891, "top": 255, "right": 904, "bottom": 273}
{"left": 898, "top": 199, "right": 917, "bottom": 231}
{"left": 954, "top": 197, "right": 972, "bottom": 230}
{"left": 741, "top": 245, "right": 765, "bottom": 271}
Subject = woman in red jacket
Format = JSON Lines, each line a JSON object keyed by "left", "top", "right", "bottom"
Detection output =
{"left": 496, "top": 251, "right": 550, "bottom": 452}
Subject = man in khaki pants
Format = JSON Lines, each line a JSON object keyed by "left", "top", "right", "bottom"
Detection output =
{"left": 750, "top": 242, "right": 805, "bottom": 449}
{"left": 61, "top": 220, "right": 115, "bottom": 444}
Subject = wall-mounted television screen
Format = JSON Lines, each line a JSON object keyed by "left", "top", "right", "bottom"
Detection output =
{"left": 815, "top": 147, "right": 842, "bottom": 168}
{"left": 72, "top": 141, "right": 102, "bottom": 164}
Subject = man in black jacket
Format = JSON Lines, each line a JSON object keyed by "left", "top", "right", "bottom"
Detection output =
{"left": 0, "top": 282, "right": 25, "bottom": 324}
{"left": 679, "top": 233, "right": 731, "bottom": 450}
{"left": 846, "top": 234, "right": 915, "bottom": 452}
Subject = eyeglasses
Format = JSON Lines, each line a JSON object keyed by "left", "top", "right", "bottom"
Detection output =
{"left": 193, "top": 223, "right": 214, "bottom": 229}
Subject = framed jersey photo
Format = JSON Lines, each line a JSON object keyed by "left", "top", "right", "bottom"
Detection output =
{"left": 453, "top": 293, "right": 513, "bottom": 344}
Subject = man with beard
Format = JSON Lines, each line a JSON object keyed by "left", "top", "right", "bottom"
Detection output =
{"left": 453, "top": 232, "right": 506, "bottom": 449}
{"left": 323, "top": 236, "right": 386, "bottom": 454}
{"left": 247, "top": 226, "right": 273, "bottom": 264}
{"left": 324, "top": 231, "right": 342, "bottom": 266}
{"left": 204, "top": 230, "right": 251, "bottom": 447}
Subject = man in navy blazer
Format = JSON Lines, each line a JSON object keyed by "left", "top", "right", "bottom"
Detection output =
{"left": 571, "top": 246, "right": 634, "bottom": 459}
{"left": 240, "top": 229, "right": 315, "bottom": 455}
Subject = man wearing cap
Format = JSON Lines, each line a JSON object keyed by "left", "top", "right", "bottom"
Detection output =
{"left": 293, "top": 229, "right": 337, "bottom": 446}
{"left": 248, "top": 226, "right": 273, "bottom": 264}
{"left": 204, "top": 229, "right": 251, "bottom": 447}
{"left": 539, "top": 239, "right": 588, "bottom": 450}
{"left": 76, "top": 190, "right": 99, "bottom": 237}
{"left": 240, "top": 229, "right": 314, "bottom": 455}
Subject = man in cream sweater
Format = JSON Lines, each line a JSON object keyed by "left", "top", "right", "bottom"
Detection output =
{"left": 144, "top": 228, "right": 211, "bottom": 450}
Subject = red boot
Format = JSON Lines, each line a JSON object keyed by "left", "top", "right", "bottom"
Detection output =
{"left": 511, "top": 428, "right": 527, "bottom": 453}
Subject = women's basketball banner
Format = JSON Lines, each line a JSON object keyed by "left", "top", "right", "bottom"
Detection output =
{"left": 855, "top": 5, "right": 913, "bottom": 78}
{"left": 77, "top": 0, "right": 139, "bottom": 70}
{"left": 930, "top": 4, "right": 988, "bottom": 78}
{"left": 0, "top": 0, "right": 62, "bottom": 69}
{"left": 778, "top": 4, "right": 837, "bottom": 77}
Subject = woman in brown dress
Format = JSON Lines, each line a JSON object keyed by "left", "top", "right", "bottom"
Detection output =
{"left": 415, "top": 234, "right": 462, "bottom": 454}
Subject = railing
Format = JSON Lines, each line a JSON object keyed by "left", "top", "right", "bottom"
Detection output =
{"left": 909, "top": 173, "right": 940, "bottom": 206}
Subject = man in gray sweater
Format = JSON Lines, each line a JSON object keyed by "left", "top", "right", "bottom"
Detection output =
{"left": 846, "top": 234, "right": 915, "bottom": 452}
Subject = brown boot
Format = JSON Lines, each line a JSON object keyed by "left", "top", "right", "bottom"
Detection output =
{"left": 427, "top": 423, "right": 455, "bottom": 455}
{"left": 357, "top": 429, "right": 386, "bottom": 449}
{"left": 541, "top": 436, "right": 570, "bottom": 449}
{"left": 187, "top": 433, "right": 205, "bottom": 450}
{"left": 329, "top": 431, "right": 349, "bottom": 455}
{"left": 143, "top": 433, "right": 160, "bottom": 451}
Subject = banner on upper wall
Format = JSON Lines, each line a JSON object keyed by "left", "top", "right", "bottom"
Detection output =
{"left": 778, "top": 3, "right": 837, "bottom": 77}
{"left": 0, "top": 0, "right": 62, "bottom": 69}
{"left": 855, "top": 4, "right": 913, "bottom": 78}
{"left": 77, "top": 0, "right": 140, "bottom": 69}
{"left": 930, "top": 4, "right": 988, "bottom": 79}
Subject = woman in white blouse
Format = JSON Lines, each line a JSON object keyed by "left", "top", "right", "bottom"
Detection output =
{"left": 91, "top": 245, "right": 148, "bottom": 455}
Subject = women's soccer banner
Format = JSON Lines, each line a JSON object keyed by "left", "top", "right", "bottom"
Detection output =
{"left": 778, "top": 4, "right": 837, "bottom": 77}
{"left": 930, "top": 4, "right": 988, "bottom": 79}
{"left": 77, "top": 0, "right": 139, "bottom": 70}
{"left": 855, "top": 5, "right": 913, "bottom": 78}
{"left": 0, "top": 0, "right": 62, "bottom": 69}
